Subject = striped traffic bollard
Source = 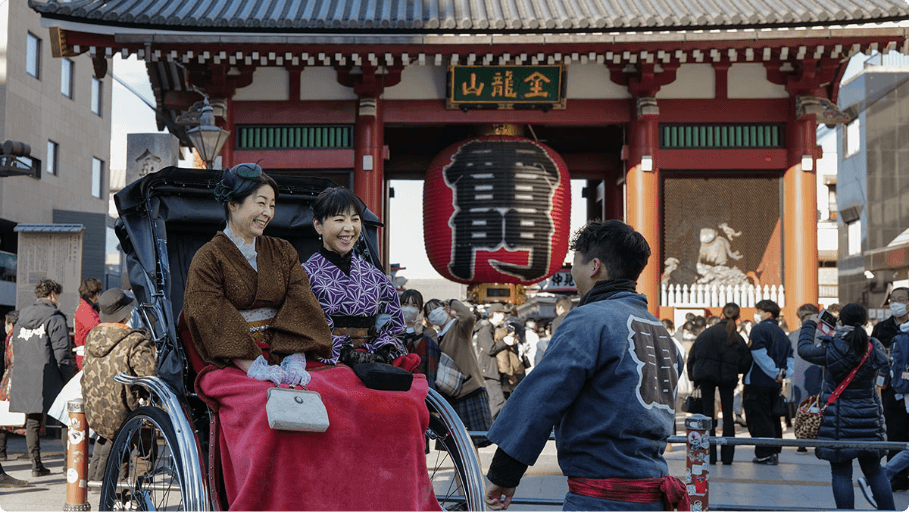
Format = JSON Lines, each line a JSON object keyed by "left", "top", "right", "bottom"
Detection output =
{"left": 63, "top": 399, "right": 90, "bottom": 511}
{"left": 685, "top": 414, "right": 712, "bottom": 512}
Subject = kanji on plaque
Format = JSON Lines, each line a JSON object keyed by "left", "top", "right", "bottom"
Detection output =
{"left": 448, "top": 65, "right": 565, "bottom": 109}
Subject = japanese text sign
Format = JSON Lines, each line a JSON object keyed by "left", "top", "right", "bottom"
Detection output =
{"left": 448, "top": 65, "right": 565, "bottom": 109}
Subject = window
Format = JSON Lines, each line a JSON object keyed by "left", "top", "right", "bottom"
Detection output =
{"left": 91, "top": 157, "right": 104, "bottom": 198}
{"left": 26, "top": 33, "right": 40, "bottom": 78}
{"left": 91, "top": 78, "right": 102, "bottom": 116}
{"left": 844, "top": 119, "right": 861, "bottom": 158}
{"left": 61, "top": 58, "right": 74, "bottom": 98}
{"left": 848, "top": 220, "right": 861, "bottom": 256}
{"left": 46, "top": 141, "right": 57, "bottom": 176}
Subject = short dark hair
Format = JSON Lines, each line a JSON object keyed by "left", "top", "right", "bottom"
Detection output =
{"left": 5, "top": 310, "right": 18, "bottom": 326}
{"left": 569, "top": 220, "right": 651, "bottom": 281}
{"left": 755, "top": 299, "right": 780, "bottom": 319}
{"left": 796, "top": 303, "right": 820, "bottom": 322}
{"left": 35, "top": 278, "right": 62, "bottom": 299}
{"left": 423, "top": 298, "right": 444, "bottom": 317}
{"left": 312, "top": 187, "right": 364, "bottom": 223}
{"left": 400, "top": 289, "right": 424, "bottom": 310}
{"left": 79, "top": 278, "right": 103, "bottom": 301}
{"left": 661, "top": 318, "right": 675, "bottom": 331}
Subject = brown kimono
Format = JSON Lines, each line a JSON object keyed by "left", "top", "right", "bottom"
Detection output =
{"left": 184, "top": 232, "right": 331, "bottom": 368}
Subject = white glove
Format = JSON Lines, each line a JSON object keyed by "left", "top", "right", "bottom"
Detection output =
{"left": 280, "top": 353, "right": 312, "bottom": 387}
{"left": 246, "top": 355, "right": 288, "bottom": 386}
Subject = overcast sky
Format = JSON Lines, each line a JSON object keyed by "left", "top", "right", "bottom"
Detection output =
{"left": 111, "top": 56, "right": 586, "bottom": 280}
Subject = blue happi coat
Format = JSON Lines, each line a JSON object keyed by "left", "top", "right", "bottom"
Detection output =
{"left": 487, "top": 285, "right": 683, "bottom": 479}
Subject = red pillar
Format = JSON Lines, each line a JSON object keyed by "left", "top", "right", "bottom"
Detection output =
{"left": 783, "top": 112, "right": 819, "bottom": 323}
{"left": 626, "top": 107, "right": 661, "bottom": 316}
{"left": 221, "top": 97, "right": 236, "bottom": 168}
{"left": 354, "top": 96, "right": 385, "bottom": 253}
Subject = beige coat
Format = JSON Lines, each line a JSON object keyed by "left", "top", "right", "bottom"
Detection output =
{"left": 438, "top": 300, "right": 485, "bottom": 398}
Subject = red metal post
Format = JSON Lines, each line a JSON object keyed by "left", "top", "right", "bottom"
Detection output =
{"left": 686, "top": 414, "right": 712, "bottom": 511}
{"left": 626, "top": 106, "right": 661, "bottom": 316}
{"left": 64, "top": 399, "right": 90, "bottom": 511}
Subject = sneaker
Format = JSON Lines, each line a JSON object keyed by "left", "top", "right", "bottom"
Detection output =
{"left": 752, "top": 455, "right": 778, "bottom": 465}
{"left": 859, "top": 476, "right": 879, "bottom": 509}
{"left": 0, "top": 473, "right": 28, "bottom": 487}
{"left": 31, "top": 467, "right": 51, "bottom": 477}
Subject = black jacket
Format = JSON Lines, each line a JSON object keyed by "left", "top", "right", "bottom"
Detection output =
{"left": 474, "top": 320, "right": 509, "bottom": 379}
{"left": 687, "top": 320, "right": 752, "bottom": 387}
{"left": 872, "top": 316, "right": 900, "bottom": 349}
{"left": 10, "top": 299, "right": 74, "bottom": 414}
{"left": 798, "top": 321, "right": 889, "bottom": 463}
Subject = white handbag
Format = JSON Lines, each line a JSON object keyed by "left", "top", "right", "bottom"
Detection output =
{"left": 0, "top": 400, "right": 25, "bottom": 428}
{"left": 265, "top": 385, "right": 329, "bottom": 432}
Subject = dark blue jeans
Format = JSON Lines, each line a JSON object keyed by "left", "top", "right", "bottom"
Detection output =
{"left": 562, "top": 492, "right": 662, "bottom": 511}
{"left": 829, "top": 454, "right": 894, "bottom": 510}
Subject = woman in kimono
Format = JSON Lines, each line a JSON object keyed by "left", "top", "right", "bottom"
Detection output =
{"left": 185, "top": 165, "right": 437, "bottom": 511}
{"left": 302, "top": 187, "right": 412, "bottom": 368}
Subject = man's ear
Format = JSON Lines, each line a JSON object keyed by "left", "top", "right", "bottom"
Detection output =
{"left": 589, "top": 258, "right": 603, "bottom": 279}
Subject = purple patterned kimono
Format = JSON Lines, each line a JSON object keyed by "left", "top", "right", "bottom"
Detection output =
{"left": 303, "top": 251, "right": 406, "bottom": 364}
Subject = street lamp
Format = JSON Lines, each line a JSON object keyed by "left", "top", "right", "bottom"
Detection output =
{"left": 186, "top": 98, "right": 229, "bottom": 169}
{"left": 0, "top": 140, "right": 36, "bottom": 178}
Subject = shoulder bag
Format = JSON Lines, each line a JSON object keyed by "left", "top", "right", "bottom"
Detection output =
{"left": 794, "top": 341, "right": 873, "bottom": 439}
{"left": 682, "top": 386, "right": 704, "bottom": 414}
{"left": 435, "top": 352, "right": 467, "bottom": 397}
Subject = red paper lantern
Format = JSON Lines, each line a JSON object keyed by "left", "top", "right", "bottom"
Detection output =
{"left": 423, "top": 135, "right": 571, "bottom": 285}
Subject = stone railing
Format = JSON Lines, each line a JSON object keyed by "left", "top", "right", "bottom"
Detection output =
{"left": 661, "top": 283, "right": 785, "bottom": 308}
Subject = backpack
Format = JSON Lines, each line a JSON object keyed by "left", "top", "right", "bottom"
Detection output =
{"left": 890, "top": 332, "right": 909, "bottom": 395}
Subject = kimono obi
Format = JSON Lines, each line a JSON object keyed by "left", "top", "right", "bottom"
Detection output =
{"left": 241, "top": 307, "right": 279, "bottom": 358}
{"left": 331, "top": 314, "right": 376, "bottom": 348}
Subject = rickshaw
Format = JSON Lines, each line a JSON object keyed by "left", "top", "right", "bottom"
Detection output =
{"left": 101, "top": 167, "right": 485, "bottom": 511}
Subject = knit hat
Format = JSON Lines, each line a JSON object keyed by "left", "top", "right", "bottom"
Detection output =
{"left": 98, "top": 288, "right": 137, "bottom": 324}
{"left": 214, "top": 163, "right": 263, "bottom": 205}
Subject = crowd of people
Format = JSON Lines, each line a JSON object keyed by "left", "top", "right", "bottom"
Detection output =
{"left": 4, "top": 162, "right": 909, "bottom": 511}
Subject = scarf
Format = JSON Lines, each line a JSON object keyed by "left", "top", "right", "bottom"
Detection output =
{"left": 834, "top": 325, "right": 855, "bottom": 339}
{"left": 568, "top": 476, "right": 690, "bottom": 510}
{"left": 319, "top": 246, "right": 353, "bottom": 276}
{"left": 578, "top": 278, "right": 639, "bottom": 307}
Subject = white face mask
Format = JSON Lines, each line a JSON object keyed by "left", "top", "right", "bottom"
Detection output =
{"left": 489, "top": 313, "right": 505, "bottom": 327}
{"left": 891, "top": 301, "right": 908, "bottom": 319}
{"left": 401, "top": 305, "right": 420, "bottom": 324}
{"left": 428, "top": 308, "right": 449, "bottom": 327}
{"left": 753, "top": 313, "right": 763, "bottom": 324}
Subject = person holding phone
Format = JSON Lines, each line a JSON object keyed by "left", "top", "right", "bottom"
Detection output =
{"left": 873, "top": 288, "right": 909, "bottom": 491}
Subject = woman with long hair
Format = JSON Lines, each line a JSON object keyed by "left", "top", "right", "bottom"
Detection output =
{"left": 687, "top": 302, "right": 753, "bottom": 464}
{"left": 798, "top": 303, "right": 894, "bottom": 510}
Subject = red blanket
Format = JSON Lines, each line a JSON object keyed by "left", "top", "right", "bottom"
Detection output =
{"left": 198, "top": 364, "right": 441, "bottom": 511}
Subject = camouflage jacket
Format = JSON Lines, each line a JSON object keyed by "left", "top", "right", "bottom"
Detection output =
{"left": 82, "top": 323, "right": 156, "bottom": 440}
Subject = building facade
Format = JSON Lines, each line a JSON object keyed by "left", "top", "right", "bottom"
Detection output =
{"left": 0, "top": 0, "right": 112, "bottom": 309}
{"left": 30, "top": 0, "right": 909, "bottom": 323}
{"left": 837, "top": 51, "right": 909, "bottom": 311}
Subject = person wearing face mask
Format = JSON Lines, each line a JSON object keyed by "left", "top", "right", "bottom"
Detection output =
{"left": 424, "top": 298, "right": 492, "bottom": 446}
{"left": 399, "top": 289, "right": 440, "bottom": 389}
{"left": 9, "top": 279, "right": 74, "bottom": 477}
{"left": 475, "top": 303, "right": 509, "bottom": 419}
{"left": 743, "top": 299, "right": 794, "bottom": 465}
{"left": 872, "top": 288, "right": 909, "bottom": 491}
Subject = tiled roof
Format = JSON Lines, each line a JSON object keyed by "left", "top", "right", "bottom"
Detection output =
{"left": 28, "top": 0, "right": 909, "bottom": 32}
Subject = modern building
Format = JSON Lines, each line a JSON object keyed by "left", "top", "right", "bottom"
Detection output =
{"left": 0, "top": 0, "right": 112, "bottom": 310}
{"left": 29, "top": 0, "right": 909, "bottom": 324}
{"left": 836, "top": 51, "right": 909, "bottom": 313}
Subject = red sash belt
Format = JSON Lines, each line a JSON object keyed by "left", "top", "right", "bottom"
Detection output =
{"left": 567, "top": 476, "right": 691, "bottom": 511}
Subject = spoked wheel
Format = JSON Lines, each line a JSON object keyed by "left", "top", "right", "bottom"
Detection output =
{"left": 426, "top": 390, "right": 486, "bottom": 511}
{"left": 100, "top": 406, "right": 185, "bottom": 511}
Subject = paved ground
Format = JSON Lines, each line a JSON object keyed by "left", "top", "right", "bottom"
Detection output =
{"left": 3, "top": 420, "right": 909, "bottom": 511}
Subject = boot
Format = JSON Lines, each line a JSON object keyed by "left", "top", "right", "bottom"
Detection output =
{"left": 0, "top": 430, "right": 7, "bottom": 460}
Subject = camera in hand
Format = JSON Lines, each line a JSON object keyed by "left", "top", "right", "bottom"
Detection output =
{"left": 817, "top": 309, "right": 837, "bottom": 336}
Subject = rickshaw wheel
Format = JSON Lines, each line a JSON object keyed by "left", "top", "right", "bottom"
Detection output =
{"left": 100, "top": 406, "right": 185, "bottom": 511}
{"left": 426, "top": 395, "right": 485, "bottom": 511}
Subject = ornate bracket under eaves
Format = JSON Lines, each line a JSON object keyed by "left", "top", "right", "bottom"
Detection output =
{"left": 796, "top": 96, "right": 850, "bottom": 125}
